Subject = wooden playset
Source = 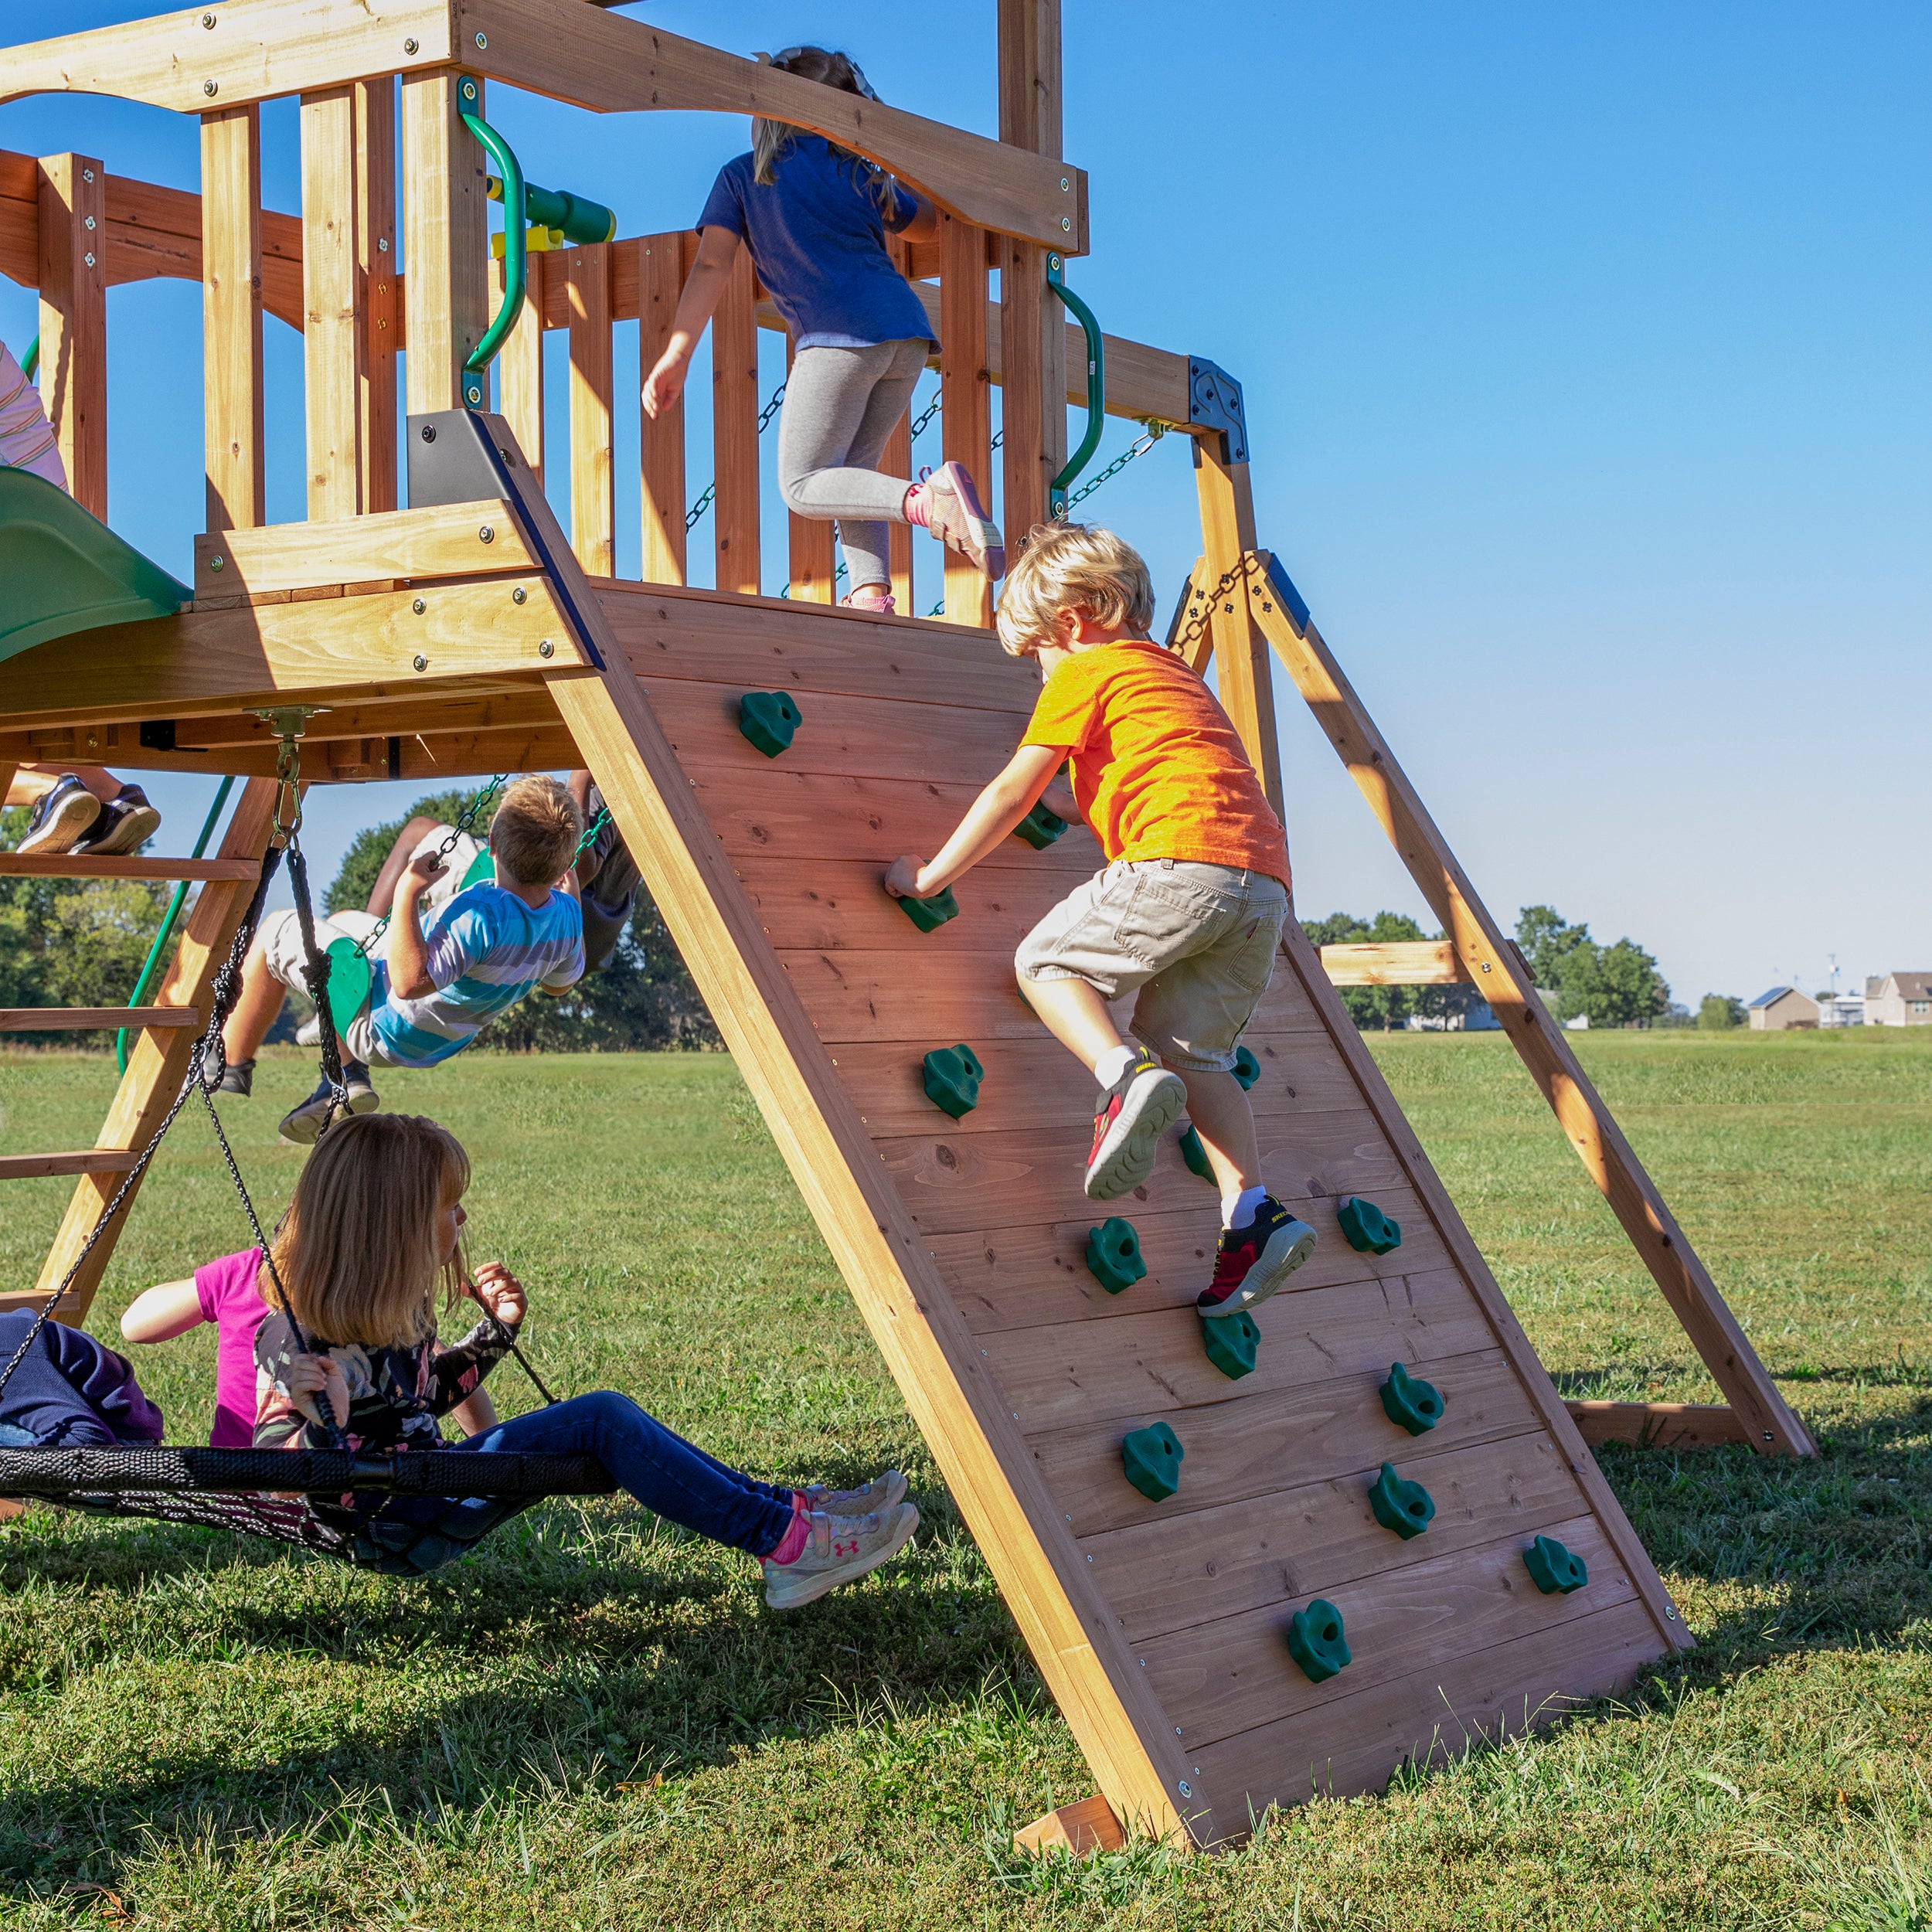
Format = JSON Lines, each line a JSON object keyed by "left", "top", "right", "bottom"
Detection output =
{"left": 0, "top": 0, "right": 1810, "bottom": 1851}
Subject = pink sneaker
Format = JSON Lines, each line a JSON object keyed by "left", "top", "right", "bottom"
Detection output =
{"left": 909, "top": 462, "right": 1005, "bottom": 579}
{"left": 842, "top": 583, "right": 896, "bottom": 614}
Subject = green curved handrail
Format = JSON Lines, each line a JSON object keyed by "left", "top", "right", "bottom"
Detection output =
{"left": 20, "top": 333, "right": 38, "bottom": 382}
{"left": 457, "top": 79, "right": 525, "bottom": 411}
{"left": 1046, "top": 253, "right": 1105, "bottom": 518}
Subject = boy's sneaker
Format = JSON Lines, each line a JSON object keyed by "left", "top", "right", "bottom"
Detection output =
{"left": 73, "top": 784, "right": 161, "bottom": 856}
{"left": 914, "top": 462, "right": 1005, "bottom": 579}
{"left": 1196, "top": 1196, "right": 1318, "bottom": 1319}
{"left": 182, "top": 1055, "right": 254, "bottom": 1101}
{"left": 800, "top": 1470, "right": 908, "bottom": 1517}
{"left": 763, "top": 1502, "right": 919, "bottom": 1611}
{"left": 277, "top": 1060, "right": 379, "bottom": 1145}
{"left": 1085, "top": 1049, "right": 1187, "bottom": 1200}
{"left": 15, "top": 775, "right": 101, "bottom": 855}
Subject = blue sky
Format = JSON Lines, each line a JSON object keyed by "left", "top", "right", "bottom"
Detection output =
{"left": 3, "top": 2, "right": 1927, "bottom": 1006}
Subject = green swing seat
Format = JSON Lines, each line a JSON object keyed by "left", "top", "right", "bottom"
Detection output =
{"left": 0, "top": 465, "right": 190, "bottom": 665}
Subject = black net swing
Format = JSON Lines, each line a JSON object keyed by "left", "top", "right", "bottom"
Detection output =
{"left": 0, "top": 749, "right": 616, "bottom": 1576}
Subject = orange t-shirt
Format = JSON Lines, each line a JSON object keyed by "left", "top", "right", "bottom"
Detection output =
{"left": 1019, "top": 640, "right": 1290, "bottom": 883}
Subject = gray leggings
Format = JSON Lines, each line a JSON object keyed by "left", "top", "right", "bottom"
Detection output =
{"left": 776, "top": 338, "right": 930, "bottom": 591}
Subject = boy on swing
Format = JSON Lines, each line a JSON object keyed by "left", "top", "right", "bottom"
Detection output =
{"left": 209, "top": 777, "right": 587, "bottom": 1144}
{"left": 886, "top": 523, "right": 1318, "bottom": 1318}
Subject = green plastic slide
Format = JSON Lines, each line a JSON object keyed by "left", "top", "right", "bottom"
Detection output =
{"left": 0, "top": 467, "right": 190, "bottom": 665}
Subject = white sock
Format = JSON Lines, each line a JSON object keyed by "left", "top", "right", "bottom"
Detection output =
{"left": 1094, "top": 1044, "right": 1136, "bottom": 1089}
{"left": 1224, "top": 1185, "right": 1267, "bottom": 1230}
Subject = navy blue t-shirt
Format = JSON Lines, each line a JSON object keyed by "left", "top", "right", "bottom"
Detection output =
{"left": 697, "top": 135, "right": 936, "bottom": 352}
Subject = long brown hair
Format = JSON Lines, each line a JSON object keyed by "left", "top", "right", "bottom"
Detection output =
{"left": 752, "top": 46, "right": 899, "bottom": 214}
{"left": 264, "top": 1114, "right": 471, "bottom": 1347}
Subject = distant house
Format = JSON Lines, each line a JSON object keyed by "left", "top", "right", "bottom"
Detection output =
{"left": 1747, "top": 986, "right": 1818, "bottom": 1031}
{"left": 1818, "top": 993, "right": 1865, "bottom": 1029}
{"left": 1866, "top": 972, "right": 1932, "bottom": 1026}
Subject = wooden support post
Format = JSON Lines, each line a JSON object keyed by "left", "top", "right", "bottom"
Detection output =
{"left": 355, "top": 76, "right": 399, "bottom": 513}
{"left": 638, "top": 232, "right": 686, "bottom": 585}
{"left": 566, "top": 240, "right": 614, "bottom": 577}
{"left": 1567, "top": 1400, "right": 1750, "bottom": 1450}
{"left": 1243, "top": 552, "right": 1816, "bottom": 1457}
{"left": 36, "top": 152, "right": 107, "bottom": 519}
{"left": 400, "top": 67, "right": 488, "bottom": 417}
{"left": 498, "top": 257, "right": 544, "bottom": 483}
{"left": 785, "top": 336, "right": 835, "bottom": 602}
{"left": 1192, "top": 441, "right": 1283, "bottom": 818}
{"left": 886, "top": 407, "right": 913, "bottom": 616}
{"left": 940, "top": 213, "right": 993, "bottom": 628}
{"left": 712, "top": 240, "right": 761, "bottom": 595}
{"left": 1015, "top": 1795, "right": 1125, "bottom": 1859}
{"left": 301, "top": 87, "right": 362, "bottom": 521}
{"left": 200, "top": 108, "right": 264, "bottom": 532}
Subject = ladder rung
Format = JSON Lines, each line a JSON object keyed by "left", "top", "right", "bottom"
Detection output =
{"left": 0, "top": 1150, "right": 142, "bottom": 1181}
{"left": 0, "top": 855, "right": 259, "bottom": 883}
{"left": 0, "top": 1006, "right": 199, "bottom": 1032}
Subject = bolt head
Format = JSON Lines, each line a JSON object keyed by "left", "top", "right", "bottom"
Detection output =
{"left": 1060, "top": 216, "right": 1071, "bottom": 231}
{"left": 403, "top": 36, "right": 419, "bottom": 54}
{"left": 511, "top": 586, "right": 527, "bottom": 604}
{"left": 1177, "top": 1779, "right": 1192, "bottom": 1798}
{"left": 420, "top": 423, "right": 437, "bottom": 442}
{"left": 478, "top": 525, "right": 495, "bottom": 543}
{"left": 412, "top": 654, "right": 428, "bottom": 672}
{"left": 83, "top": 253, "right": 96, "bottom": 269}
{"left": 82, "top": 168, "right": 95, "bottom": 183}
{"left": 537, "top": 639, "right": 554, "bottom": 659}
{"left": 411, "top": 597, "right": 427, "bottom": 614}
{"left": 84, "top": 216, "right": 96, "bottom": 230}
{"left": 1060, "top": 177, "right": 1070, "bottom": 191}
{"left": 209, "top": 555, "right": 225, "bottom": 571}
{"left": 202, "top": 11, "right": 215, "bottom": 24}
{"left": 203, "top": 78, "right": 218, "bottom": 96}
{"left": 475, "top": 29, "right": 488, "bottom": 47}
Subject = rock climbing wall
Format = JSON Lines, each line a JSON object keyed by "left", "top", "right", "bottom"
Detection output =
{"left": 601, "top": 583, "right": 1685, "bottom": 1823}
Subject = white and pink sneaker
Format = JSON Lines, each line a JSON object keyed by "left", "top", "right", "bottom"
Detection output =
{"left": 762, "top": 1501, "right": 919, "bottom": 1610}
{"left": 906, "top": 461, "right": 1005, "bottom": 579}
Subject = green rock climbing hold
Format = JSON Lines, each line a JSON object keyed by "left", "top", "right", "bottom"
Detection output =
{"left": 1199, "top": 1308, "right": 1260, "bottom": 1380}
{"left": 1379, "top": 1361, "right": 1444, "bottom": 1435}
{"left": 1014, "top": 801, "right": 1069, "bottom": 849}
{"left": 1523, "top": 1534, "right": 1589, "bottom": 1595}
{"left": 1085, "top": 1216, "right": 1147, "bottom": 1294}
{"left": 1338, "top": 1195, "right": 1402, "bottom": 1254}
{"left": 459, "top": 848, "right": 496, "bottom": 891}
{"left": 321, "top": 936, "right": 373, "bottom": 1036}
{"left": 896, "top": 885, "right": 959, "bottom": 933}
{"left": 1285, "top": 1599, "right": 1352, "bottom": 1683}
{"left": 1121, "top": 1422, "right": 1184, "bottom": 1502}
{"left": 1368, "top": 1461, "right": 1435, "bottom": 1539}
{"left": 1231, "top": 1046, "right": 1260, "bottom": 1090}
{"left": 921, "top": 1043, "right": 984, "bottom": 1119}
{"left": 738, "top": 690, "right": 801, "bottom": 757}
{"left": 1179, "top": 1123, "right": 1214, "bottom": 1182}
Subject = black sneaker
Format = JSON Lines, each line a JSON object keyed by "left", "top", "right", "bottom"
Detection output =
{"left": 15, "top": 775, "right": 101, "bottom": 855}
{"left": 278, "top": 1060, "right": 379, "bottom": 1145}
{"left": 1084, "top": 1049, "right": 1188, "bottom": 1200}
{"left": 1196, "top": 1196, "right": 1318, "bottom": 1318}
{"left": 75, "top": 784, "right": 161, "bottom": 856}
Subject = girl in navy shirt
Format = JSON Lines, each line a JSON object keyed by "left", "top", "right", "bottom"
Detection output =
{"left": 642, "top": 46, "right": 1003, "bottom": 611}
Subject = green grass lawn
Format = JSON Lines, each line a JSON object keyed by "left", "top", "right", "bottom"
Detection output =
{"left": 0, "top": 1029, "right": 1926, "bottom": 1930}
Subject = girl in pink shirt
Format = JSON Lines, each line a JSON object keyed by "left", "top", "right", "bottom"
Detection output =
{"left": 121, "top": 1253, "right": 272, "bottom": 1447}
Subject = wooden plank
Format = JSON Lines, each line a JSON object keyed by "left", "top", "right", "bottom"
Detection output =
{"left": 1321, "top": 940, "right": 1466, "bottom": 987}
{"left": 0, "top": 1150, "right": 141, "bottom": 1181}
{"left": 638, "top": 232, "right": 686, "bottom": 584}
{"left": 1566, "top": 1400, "right": 1750, "bottom": 1449}
{"left": 885, "top": 386, "right": 914, "bottom": 616}
{"left": 1014, "top": 1796, "right": 1123, "bottom": 1859}
{"left": 0, "top": 854, "right": 257, "bottom": 883}
{"left": 106, "top": 685, "right": 559, "bottom": 752}
{"left": 200, "top": 107, "right": 264, "bottom": 532}
{"left": 401, "top": 66, "right": 489, "bottom": 416}
{"left": 498, "top": 266, "right": 545, "bottom": 488}
{"left": 0, "top": 151, "right": 35, "bottom": 287}
{"left": 711, "top": 240, "right": 761, "bottom": 596}
{"left": 193, "top": 501, "right": 532, "bottom": 598}
{"left": 301, "top": 87, "right": 362, "bottom": 521}
{"left": 1245, "top": 556, "right": 1813, "bottom": 1461}
{"left": 0, "top": 1007, "right": 197, "bottom": 1031}
{"left": 1192, "top": 445, "right": 1282, "bottom": 820}
{"left": 36, "top": 152, "right": 107, "bottom": 518}
{"left": 566, "top": 240, "right": 614, "bottom": 577}
{"left": 355, "top": 75, "right": 400, "bottom": 512}
{"left": 785, "top": 335, "right": 837, "bottom": 604}
{"left": 940, "top": 213, "right": 994, "bottom": 629}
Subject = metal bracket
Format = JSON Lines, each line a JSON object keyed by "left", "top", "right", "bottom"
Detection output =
{"left": 247, "top": 706, "right": 328, "bottom": 845}
{"left": 1258, "top": 551, "right": 1311, "bottom": 635}
{"left": 1186, "top": 358, "right": 1248, "bottom": 464}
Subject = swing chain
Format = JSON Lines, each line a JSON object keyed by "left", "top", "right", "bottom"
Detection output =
{"left": 1166, "top": 556, "right": 1253, "bottom": 658}
{"left": 350, "top": 774, "right": 509, "bottom": 962}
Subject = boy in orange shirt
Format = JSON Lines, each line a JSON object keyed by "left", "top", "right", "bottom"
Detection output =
{"left": 886, "top": 523, "right": 1317, "bottom": 1318}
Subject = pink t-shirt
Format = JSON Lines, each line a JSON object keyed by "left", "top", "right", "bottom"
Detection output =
{"left": 195, "top": 1248, "right": 270, "bottom": 1447}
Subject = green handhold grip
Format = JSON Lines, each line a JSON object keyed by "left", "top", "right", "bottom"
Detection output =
{"left": 921, "top": 1043, "right": 984, "bottom": 1119}
{"left": 1368, "top": 1461, "right": 1435, "bottom": 1539}
{"left": 1337, "top": 1196, "right": 1403, "bottom": 1254}
{"left": 1085, "top": 1216, "right": 1147, "bottom": 1294}
{"left": 738, "top": 690, "right": 801, "bottom": 757}
{"left": 321, "top": 936, "right": 373, "bottom": 1036}
{"left": 1379, "top": 1361, "right": 1444, "bottom": 1435}
{"left": 1285, "top": 1599, "right": 1352, "bottom": 1683}
{"left": 1121, "top": 1421, "right": 1184, "bottom": 1502}
{"left": 459, "top": 848, "right": 496, "bottom": 891}
{"left": 1014, "top": 801, "right": 1069, "bottom": 849}
{"left": 896, "top": 885, "right": 959, "bottom": 933}
{"left": 1179, "top": 1124, "right": 1214, "bottom": 1182}
{"left": 1523, "top": 1533, "right": 1589, "bottom": 1595}
{"left": 1199, "top": 1308, "right": 1260, "bottom": 1380}
{"left": 1232, "top": 1046, "right": 1260, "bottom": 1090}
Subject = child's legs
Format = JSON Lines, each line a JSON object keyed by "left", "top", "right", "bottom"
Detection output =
{"left": 456, "top": 1390, "right": 796, "bottom": 1557}
{"left": 1175, "top": 1067, "right": 1260, "bottom": 1196}
{"left": 1014, "top": 864, "right": 1158, "bottom": 1073}
{"left": 223, "top": 907, "right": 375, "bottom": 1063}
{"left": 1018, "top": 975, "right": 1124, "bottom": 1073}
{"left": 6, "top": 764, "right": 121, "bottom": 808}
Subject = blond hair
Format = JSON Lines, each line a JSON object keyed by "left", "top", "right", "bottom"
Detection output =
{"left": 994, "top": 523, "right": 1158, "bottom": 658}
{"left": 488, "top": 775, "right": 582, "bottom": 888}
{"left": 751, "top": 47, "right": 899, "bottom": 214}
{"left": 265, "top": 1114, "right": 470, "bottom": 1347}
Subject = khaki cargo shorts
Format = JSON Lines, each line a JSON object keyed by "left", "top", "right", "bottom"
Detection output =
{"left": 257, "top": 906, "right": 385, "bottom": 1065}
{"left": 1015, "top": 858, "right": 1289, "bottom": 1072}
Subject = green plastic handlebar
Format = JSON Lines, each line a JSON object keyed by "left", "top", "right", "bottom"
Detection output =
{"left": 20, "top": 333, "right": 39, "bottom": 382}
{"left": 458, "top": 82, "right": 524, "bottom": 410}
{"left": 1046, "top": 253, "right": 1105, "bottom": 518}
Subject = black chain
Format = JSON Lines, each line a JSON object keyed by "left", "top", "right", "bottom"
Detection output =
{"left": 1167, "top": 557, "right": 1251, "bottom": 658}
{"left": 686, "top": 379, "right": 789, "bottom": 530}
{"left": 350, "top": 775, "right": 508, "bottom": 962}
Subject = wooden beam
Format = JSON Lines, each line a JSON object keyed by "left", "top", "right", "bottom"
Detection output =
{"left": 711, "top": 240, "right": 760, "bottom": 597}
{"left": 566, "top": 240, "right": 614, "bottom": 578}
{"left": 1192, "top": 446, "right": 1283, "bottom": 818}
{"left": 940, "top": 213, "right": 993, "bottom": 628}
{"left": 1244, "top": 551, "right": 1816, "bottom": 1458}
{"left": 1015, "top": 1796, "right": 1124, "bottom": 1859}
{"left": 36, "top": 152, "right": 107, "bottom": 517}
{"left": 498, "top": 262, "right": 545, "bottom": 488}
{"left": 0, "top": 1006, "right": 198, "bottom": 1031}
{"left": 0, "top": 854, "right": 257, "bottom": 883}
{"left": 192, "top": 501, "right": 532, "bottom": 600}
{"left": 301, "top": 87, "right": 362, "bottom": 520}
{"left": 638, "top": 231, "right": 687, "bottom": 586}
{"left": 401, "top": 66, "right": 489, "bottom": 416}
{"left": 1320, "top": 940, "right": 1468, "bottom": 987}
{"left": 1566, "top": 1400, "right": 1752, "bottom": 1450}
{"left": 200, "top": 106, "right": 264, "bottom": 532}
{"left": 355, "top": 76, "right": 400, "bottom": 512}
{"left": 784, "top": 337, "right": 835, "bottom": 604}
{"left": 0, "top": 1150, "right": 141, "bottom": 1182}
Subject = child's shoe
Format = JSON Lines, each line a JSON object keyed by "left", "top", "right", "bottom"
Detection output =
{"left": 763, "top": 1502, "right": 919, "bottom": 1611}
{"left": 182, "top": 1055, "right": 254, "bottom": 1101}
{"left": 278, "top": 1060, "right": 379, "bottom": 1144}
{"left": 74, "top": 784, "right": 161, "bottom": 855}
{"left": 841, "top": 583, "right": 896, "bottom": 614}
{"left": 1085, "top": 1049, "right": 1187, "bottom": 1199}
{"left": 15, "top": 774, "right": 100, "bottom": 855}
{"left": 801, "top": 1470, "right": 908, "bottom": 1516}
{"left": 906, "top": 462, "right": 1005, "bottom": 579}
{"left": 1196, "top": 1196, "right": 1317, "bottom": 1319}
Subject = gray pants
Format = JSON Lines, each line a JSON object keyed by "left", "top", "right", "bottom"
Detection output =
{"left": 776, "top": 338, "right": 929, "bottom": 591}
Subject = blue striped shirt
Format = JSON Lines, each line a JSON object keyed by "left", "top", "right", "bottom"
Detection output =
{"left": 369, "top": 885, "right": 584, "bottom": 1069}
